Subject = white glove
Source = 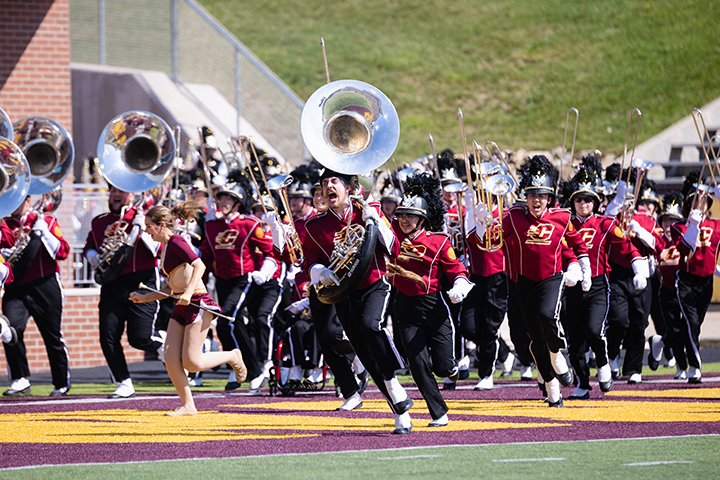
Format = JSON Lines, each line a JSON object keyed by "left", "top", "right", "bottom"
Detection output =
{"left": 362, "top": 204, "right": 380, "bottom": 225}
{"left": 629, "top": 219, "right": 655, "bottom": 249}
{"left": 683, "top": 209, "right": 703, "bottom": 251}
{"left": 264, "top": 211, "right": 285, "bottom": 252}
{"left": 631, "top": 257, "right": 649, "bottom": 291}
{"left": 1, "top": 248, "right": 13, "bottom": 259}
{"left": 605, "top": 180, "right": 628, "bottom": 217}
{"left": 0, "top": 263, "right": 8, "bottom": 287}
{"left": 578, "top": 255, "right": 592, "bottom": 292}
{"left": 463, "top": 189, "right": 476, "bottom": 232}
{"left": 310, "top": 264, "right": 339, "bottom": 287}
{"left": 86, "top": 249, "right": 100, "bottom": 269}
{"left": 285, "top": 298, "right": 310, "bottom": 315}
{"left": 474, "top": 203, "right": 492, "bottom": 226}
{"left": 715, "top": 264, "right": 720, "bottom": 277}
{"left": 33, "top": 216, "right": 50, "bottom": 234}
{"left": 252, "top": 257, "right": 277, "bottom": 285}
{"left": 446, "top": 277, "right": 475, "bottom": 304}
{"left": 132, "top": 210, "right": 145, "bottom": 229}
{"left": 563, "top": 262, "right": 582, "bottom": 287}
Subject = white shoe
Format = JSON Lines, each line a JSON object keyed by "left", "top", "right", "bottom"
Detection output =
{"left": 0, "top": 315, "right": 15, "bottom": 344}
{"left": 649, "top": 335, "right": 664, "bottom": 363}
{"left": 306, "top": 367, "right": 323, "bottom": 384}
{"left": 474, "top": 376, "right": 494, "bottom": 390}
{"left": 428, "top": 414, "right": 449, "bottom": 427}
{"left": 569, "top": 387, "right": 590, "bottom": 399}
{"left": 688, "top": 366, "right": 702, "bottom": 384}
{"left": 546, "top": 378, "right": 562, "bottom": 405}
{"left": 464, "top": 340, "right": 477, "bottom": 352}
{"left": 665, "top": 357, "right": 677, "bottom": 368}
{"left": 249, "top": 373, "right": 268, "bottom": 390}
{"left": 384, "top": 377, "right": 408, "bottom": 404}
{"left": 8, "top": 377, "right": 30, "bottom": 392}
{"left": 598, "top": 364, "right": 612, "bottom": 383}
{"left": 393, "top": 412, "right": 412, "bottom": 434}
{"left": 110, "top": 378, "right": 135, "bottom": 398}
{"left": 188, "top": 376, "right": 204, "bottom": 387}
{"left": 674, "top": 369, "right": 687, "bottom": 380}
{"left": 501, "top": 352, "right": 515, "bottom": 375}
{"left": 458, "top": 355, "right": 470, "bottom": 370}
{"left": 336, "top": 392, "right": 363, "bottom": 411}
{"left": 627, "top": 373, "right": 642, "bottom": 384}
{"left": 520, "top": 365, "right": 533, "bottom": 381}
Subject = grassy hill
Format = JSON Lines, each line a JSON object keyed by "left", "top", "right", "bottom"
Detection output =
{"left": 200, "top": 0, "right": 720, "bottom": 164}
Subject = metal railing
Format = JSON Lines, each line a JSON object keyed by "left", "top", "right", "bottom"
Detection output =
{"left": 69, "top": 0, "right": 305, "bottom": 163}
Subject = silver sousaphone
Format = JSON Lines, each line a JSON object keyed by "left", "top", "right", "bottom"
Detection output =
{"left": 0, "top": 137, "right": 31, "bottom": 218}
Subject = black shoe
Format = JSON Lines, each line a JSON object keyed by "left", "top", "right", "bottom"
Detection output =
{"left": 49, "top": 387, "right": 70, "bottom": 397}
{"left": 225, "top": 381, "right": 241, "bottom": 391}
{"left": 443, "top": 381, "right": 456, "bottom": 390}
{"left": 3, "top": 386, "right": 30, "bottom": 397}
{"left": 357, "top": 371, "right": 369, "bottom": 395}
{"left": 538, "top": 382, "right": 547, "bottom": 399}
{"left": 392, "top": 427, "right": 412, "bottom": 434}
{"left": 568, "top": 390, "right": 590, "bottom": 400}
{"left": 688, "top": 377, "right": 702, "bottom": 385}
{"left": 548, "top": 398, "right": 564, "bottom": 408}
{"left": 647, "top": 351, "right": 660, "bottom": 371}
{"left": 458, "top": 369, "right": 470, "bottom": 380}
{"left": 611, "top": 369, "right": 621, "bottom": 380}
{"left": 599, "top": 379, "right": 613, "bottom": 393}
{"left": 393, "top": 398, "right": 414, "bottom": 415}
{"left": 558, "top": 370, "right": 574, "bottom": 387}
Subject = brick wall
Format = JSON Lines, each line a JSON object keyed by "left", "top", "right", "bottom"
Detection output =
{"left": 0, "top": 0, "right": 130, "bottom": 379}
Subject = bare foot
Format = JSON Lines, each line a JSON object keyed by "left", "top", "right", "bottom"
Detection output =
{"left": 230, "top": 349, "right": 248, "bottom": 383}
{"left": 166, "top": 406, "right": 197, "bottom": 417}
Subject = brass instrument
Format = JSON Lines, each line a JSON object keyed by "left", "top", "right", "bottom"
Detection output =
{"left": 618, "top": 108, "right": 643, "bottom": 230}
{"left": 690, "top": 108, "right": 719, "bottom": 210}
{"left": 0, "top": 137, "right": 31, "bottom": 218}
{"left": 0, "top": 107, "right": 12, "bottom": 140}
{"left": 94, "top": 111, "right": 175, "bottom": 284}
{"left": 557, "top": 107, "right": 579, "bottom": 195}
{"left": 266, "top": 173, "right": 305, "bottom": 266}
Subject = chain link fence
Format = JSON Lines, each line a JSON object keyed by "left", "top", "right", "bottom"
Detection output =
{"left": 69, "top": 0, "right": 305, "bottom": 164}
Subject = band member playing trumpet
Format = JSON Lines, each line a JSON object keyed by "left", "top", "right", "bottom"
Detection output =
{"left": 1, "top": 195, "right": 71, "bottom": 397}
{"left": 304, "top": 169, "right": 414, "bottom": 434}
{"left": 130, "top": 202, "right": 247, "bottom": 415}
{"left": 83, "top": 186, "right": 164, "bottom": 399}
{"left": 200, "top": 182, "right": 278, "bottom": 391}
{"left": 388, "top": 173, "right": 472, "bottom": 427}
{"left": 475, "top": 156, "right": 591, "bottom": 407}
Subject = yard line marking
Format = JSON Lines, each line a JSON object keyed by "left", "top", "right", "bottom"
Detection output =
{"left": 624, "top": 460, "right": 694, "bottom": 466}
{"left": 377, "top": 455, "right": 439, "bottom": 460}
{"left": 493, "top": 457, "right": 565, "bottom": 463}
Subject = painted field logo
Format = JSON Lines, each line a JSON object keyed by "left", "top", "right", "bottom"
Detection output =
{"left": 525, "top": 223, "right": 555, "bottom": 245}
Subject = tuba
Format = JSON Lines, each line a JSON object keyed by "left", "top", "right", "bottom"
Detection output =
{"left": 301, "top": 80, "right": 399, "bottom": 304}
{"left": 4, "top": 117, "right": 73, "bottom": 271}
{"left": 93, "top": 111, "right": 175, "bottom": 285}
{"left": 0, "top": 137, "right": 31, "bottom": 218}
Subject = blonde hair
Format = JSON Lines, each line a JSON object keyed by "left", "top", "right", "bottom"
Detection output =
{"left": 146, "top": 200, "right": 202, "bottom": 229}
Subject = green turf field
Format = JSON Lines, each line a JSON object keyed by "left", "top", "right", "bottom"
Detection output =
{"left": 2, "top": 435, "right": 716, "bottom": 479}
{"left": 200, "top": 0, "right": 720, "bottom": 162}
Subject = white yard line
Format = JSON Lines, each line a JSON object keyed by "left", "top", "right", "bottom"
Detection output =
{"left": 492, "top": 457, "right": 565, "bottom": 463}
{"left": 624, "top": 460, "right": 694, "bottom": 466}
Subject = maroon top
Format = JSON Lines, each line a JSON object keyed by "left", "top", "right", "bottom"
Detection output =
{"left": 572, "top": 214, "right": 637, "bottom": 277}
{"left": 671, "top": 217, "right": 720, "bottom": 277}
{"left": 161, "top": 234, "right": 197, "bottom": 276}
{"left": 4, "top": 214, "right": 70, "bottom": 285}
{"left": 608, "top": 210, "right": 664, "bottom": 269}
{"left": 466, "top": 205, "right": 505, "bottom": 277}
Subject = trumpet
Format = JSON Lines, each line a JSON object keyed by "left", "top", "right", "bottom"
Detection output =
{"left": 266, "top": 173, "right": 305, "bottom": 267}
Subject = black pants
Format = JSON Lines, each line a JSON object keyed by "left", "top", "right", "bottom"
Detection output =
{"left": 565, "top": 276, "right": 610, "bottom": 390}
{"left": 396, "top": 291, "right": 455, "bottom": 420}
{"left": 660, "top": 284, "right": 687, "bottom": 370}
{"left": 676, "top": 272, "right": 713, "bottom": 369}
{"left": 310, "top": 289, "right": 359, "bottom": 399}
{"left": 335, "top": 279, "right": 404, "bottom": 411}
{"left": 285, "top": 317, "right": 318, "bottom": 368}
{"left": 517, "top": 274, "right": 566, "bottom": 383}
{"left": 507, "top": 280, "right": 533, "bottom": 367}
{"left": 460, "top": 272, "right": 508, "bottom": 378}
{"left": 3, "top": 274, "right": 70, "bottom": 389}
{"left": 607, "top": 264, "right": 650, "bottom": 376}
{"left": 98, "top": 270, "right": 162, "bottom": 383}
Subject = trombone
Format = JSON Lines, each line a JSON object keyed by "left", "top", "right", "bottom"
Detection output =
{"left": 690, "top": 108, "right": 719, "bottom": 211}
{"left": 557, "top": 107, "right": 579, "bottom": 196}
{"left": 618, "top": 108, "right": 643, "bottom": 230}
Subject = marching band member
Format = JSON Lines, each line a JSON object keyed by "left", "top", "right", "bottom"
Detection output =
{"left": 200, "top": 181, "right": 278, "bottom": 391}
{"left": 649, "top": 192, "right": 687, "bottom": 378}
{"left": 562, "top": 164, "right": 634, "bottom": 399}
{"left": 476, "top": 156, "right": 591, "bottom": 407}
{"left": 304, "top": 169, "right": 413, "bottom": 433}
{"left": 0, "top": 225, "right": 17, "bottom": 347}
{"left": 130, "top": 201, "right": 246, "bottom": 416}
{"left": 83, "top": 186, "right": 164, "bottom": 399}
{"left": 604, "top": 173, "right": 664, "bottom": 383}
{"left": 668, "top": 173, "right": 720, "bottom": 384}
{"left": 1, "top": 195, "right": 71, "bottom": 397}
{"left": 388, "top": 173, "right": 472, "bottom": 427}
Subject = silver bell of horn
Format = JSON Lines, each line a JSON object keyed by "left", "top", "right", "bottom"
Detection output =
{"left": 0, "top": 137, "right": 31, "bottom": 217}
{"left": 97, "top": 111, "right": 175, "bottom": 193}
{"left": 12, "top": 117, "right": 74, "bottom": 195}
{"left": 301, "top": 80, "right": 400, "bottom": 175}
{"left": 0, "top": 107, "right": 12, "bottom": 140}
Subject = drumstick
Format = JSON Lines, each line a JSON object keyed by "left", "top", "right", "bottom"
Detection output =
{"left": 137, "top": 283, "right": 235, "bottom": 323}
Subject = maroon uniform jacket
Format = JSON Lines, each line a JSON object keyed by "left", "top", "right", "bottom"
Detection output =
{"left": 608, "top": 209, "right": 664, "bottom": 269}
{"left": 572, "top": 214, "right": 638, "bottom": 277}
{"left": 657, "top": 232, "right": 681, "bottom": 289}
{"left": 466, "top": 206, "right": 505, "bottom": 277}
{"left": 4, "top": 213, "right": 70, "bottom": 286}
{"left": 303, "top": 201, "right": 398, "bottom": 290}
{"left": 671, "top": 217, "right": 720, "bottom": 277}
{"left": 201, "top": 213, "right": 274, "bottom": 280}
{"left": 84, "top": 210, "right": 157, "bottom": 276}
{"left": 389, "top": 223, "right": 468, "bottom": 296}
{"left": 503, "top": 206, "right": 588, "bottom": 282}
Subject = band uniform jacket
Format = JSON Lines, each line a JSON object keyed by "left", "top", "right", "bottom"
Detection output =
{"left": 303, "top": 201, "right": 399, "bottom": 290}
{"left": 83, "top": 209, "right": 157, "bottom": 276}
{"left": 466, "top": 206, "right": 505, "bottom": 277}
{"left": 502, "top": 205, "right": 589, "bottom": 282}
{"left": 671, "top": 217, "right": 720, "bottom": 277}
{"left": 4, "top": 213, "right": 70, "bottom": 285}
{"left": 571, "top": 214, "right": 639, "bottom": 278}
{"left": 657, "top": 232, "right": 681, "bottom": 289}
{"left": 201, "top": 213, "right": 274, "bottom": 280}
{"left": 608, "top": 210, "right": 664, "bottom": 269}
{"left": 389, "top": 223, "right": 468, "bottom": 296}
